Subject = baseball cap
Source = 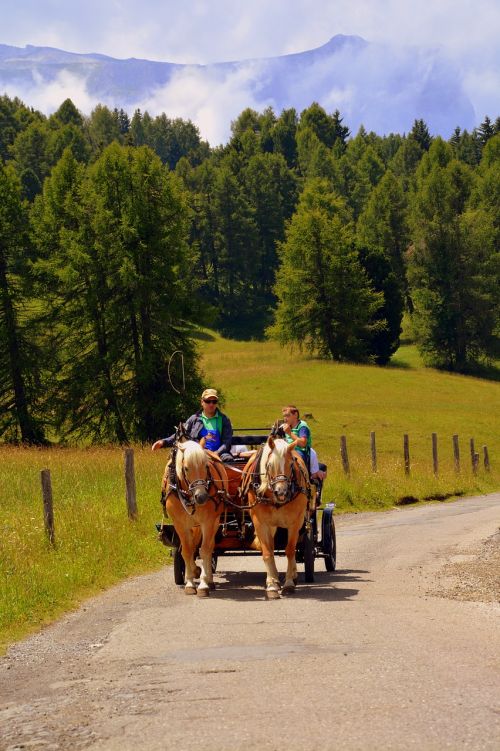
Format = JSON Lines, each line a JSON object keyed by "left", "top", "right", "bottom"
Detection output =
{"left": 201, "top": 388, "right": 218, "bottom": 401}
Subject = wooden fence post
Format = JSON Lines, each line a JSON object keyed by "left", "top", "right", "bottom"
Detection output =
{"left": 403, "top": 434, "right": 410, "bottom": 476}
{"left": 470, "top": 438, "right": 476, "bottom": 473}
{"left": 41, "top": 469, "right": 55, "bottom": 546}
{"left": 124, "top": 448, "right": 138, "bottom": 519}
{"left": 473, "top": 452, "right": 480, "bottom": 475}
{"left": 340, "top": 435, "right": 350, "bottom": 476}
{"left": 483, "top": 446, "right": 490, "bottom": 472}
{"left": 453, "top": 434, "right": 460, "bottom": 473}
{"left": 432, "top": 433, "right": 438, "bottom": 476}
{"left": 370, "top": 431, "right": 377, "bottom": 473}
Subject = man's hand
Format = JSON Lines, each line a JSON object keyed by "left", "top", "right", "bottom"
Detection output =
{"left": 151, "top": 440, "right": 164, "bottom": 451}
{"left": 282, "top": 423, "right": 292, "bottom": 435}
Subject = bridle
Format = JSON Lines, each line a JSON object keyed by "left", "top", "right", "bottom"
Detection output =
{"left": 162, "top": 441, "right": 227, "bottom": 516}
{"left": 264, "top": 452, "right": 295, "bottom": 505}
{"left": 247, "top": 442, "right": 308, "bottom": 507}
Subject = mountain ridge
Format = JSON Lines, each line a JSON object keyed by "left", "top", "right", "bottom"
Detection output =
{"left": 0, "top": 35, "right": 475, "bottom": 141}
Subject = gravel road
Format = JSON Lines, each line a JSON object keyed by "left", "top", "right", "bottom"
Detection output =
{"left": 1, "top": 493, "right": 499, "bottom": 751}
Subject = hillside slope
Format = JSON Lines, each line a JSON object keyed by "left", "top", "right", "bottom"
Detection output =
{"left": 200, "top": 332, "right": 499, "bottom": 505}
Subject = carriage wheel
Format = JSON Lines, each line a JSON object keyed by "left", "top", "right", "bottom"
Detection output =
{"left": 173, "top": 547, "right": 185, "bottom": 585}
{"left": 322, "top": 507, "right": 337, "bottom": 572}
{"left": 303, "top": 524, "right": 315, "bottom": 583}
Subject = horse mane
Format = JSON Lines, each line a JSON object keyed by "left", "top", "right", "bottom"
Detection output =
{"left": 258, "top": 438, "right": 289, "bottom": 494}
{"left": 175, "top": 440, "right": 207, "bottom": 479}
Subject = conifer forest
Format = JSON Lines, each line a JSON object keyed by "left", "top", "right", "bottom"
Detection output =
{"left": 1, "top": 95, "right": 499, "bottom": 443}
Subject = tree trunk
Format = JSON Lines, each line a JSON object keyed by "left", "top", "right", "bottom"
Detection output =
{"left": 0, "top": 248, "right": 42, "bottom": 443}
{"left": 92, "top": 305, "right": 128, "bottom": 444}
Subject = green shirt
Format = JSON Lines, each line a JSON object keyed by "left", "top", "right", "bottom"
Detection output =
{"left": 284, "top": 419, "right": 311, "bottom": 460}
{"left": 200, "top": 411, "right": 223, "bottom": 451}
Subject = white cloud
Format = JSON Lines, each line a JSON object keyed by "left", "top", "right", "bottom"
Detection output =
{"left": 1, "top": 0, "right": 497, "bottom": 135}
{"left": 137, "top": 62, "right": 273, "bottom": 144}
{"left": 3, "top": 68, "right": 96, "bottom": 114}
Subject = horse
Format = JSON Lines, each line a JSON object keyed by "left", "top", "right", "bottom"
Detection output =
{"left": 160, "top": 427, "right": 229, "bottom": 596}
{"left": 242, "top": 434, "right": 311, "bottom": 599}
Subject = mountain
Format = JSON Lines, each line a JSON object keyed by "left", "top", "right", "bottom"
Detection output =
{"left": 0, "top": 36, "right": 475, "bottom": 142}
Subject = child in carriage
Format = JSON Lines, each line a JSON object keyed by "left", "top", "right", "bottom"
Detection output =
{"left": 280, "top": 405, "right": 327, "bottom": 482}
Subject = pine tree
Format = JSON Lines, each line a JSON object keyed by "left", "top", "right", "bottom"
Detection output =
{"left": 271, "top": 108, "right": 298, "bottom": 168}
{"left": 356, "top": 170, "right": 407, "bottom": 360}
{"left": 477, "top": 116, "right": 494, "bottom": 146}
{"left": 298, "top": 103, "right": 337, "bottom": 148}
{"left": 86, "top": 105, "right": 122, "bottom": 155}
{"left": 32, "top": 145, "right": 204, "bottom": 442}
{"left": 269, "top": 180, "right": 384, "bottom": 361}
{"left": 408, "top": 144, "right": 497, "bottom": 370}
{"left": 410, "top": 119, "right": 432, "bottom": 151}
{"left": 10, "top": 120, "right": 50, "bottom": 194}
{"left": 331, "top": 109, "right": 350, "bottom": 149}
{"left": 211, "top": 162, "right": 259, "bottom": 337}
{"left": 0, "top": 163, "right": 45, "bottom": 442}
{"left": 52, "top": 99, "right": 84, "bottom": 128}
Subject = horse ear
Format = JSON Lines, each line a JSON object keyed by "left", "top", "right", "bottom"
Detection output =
{"left": 175, "top": 422, "right": 188, "bottom": 442}
{"left": 177, "top": 443, "right": 186, "bottom": 452}
{"left": 268, "top": 435, "right": 275, "bottom": 451}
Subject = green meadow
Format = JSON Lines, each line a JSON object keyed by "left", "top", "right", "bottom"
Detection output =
{"left": 1, "top": 333, "right": 498, "bottom": 652}
{"left": 202, "top": 331, "right": 499, "bottom": 508}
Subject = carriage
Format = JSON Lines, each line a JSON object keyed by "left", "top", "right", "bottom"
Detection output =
{"left": 157, "top": 429, "right": 337, "bottom": 590}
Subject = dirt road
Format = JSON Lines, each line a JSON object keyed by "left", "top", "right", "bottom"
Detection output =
{"left": 1, "top": 494, "right": 499, "bottom": 751}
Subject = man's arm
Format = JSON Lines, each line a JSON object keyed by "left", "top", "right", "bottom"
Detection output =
{"left": 151, "top": 415, "right": 196, "bottom": 451}
{"left": 151, "top": 432, "right": 176, "bottom": 451}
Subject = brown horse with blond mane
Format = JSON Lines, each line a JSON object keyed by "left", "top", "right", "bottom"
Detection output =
{"left": 160, "top": 426, "right": 229, "bottom": 596}
{"left": 242, "top": 433, "right": 312, "bottom": 599}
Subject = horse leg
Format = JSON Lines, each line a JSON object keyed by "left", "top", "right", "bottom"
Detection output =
{"left": 165, "top": 497, "right": 198, "bottom": 594}
{"left": 253, "top": 516, "right": 280, "bottom": 599}
{"left": 178, "top": 526, "right": 198, "bottom": 595}
{"left": 282, "top": 516, "right": 303, "bottom": 594}
{"left": 197, "top": 512, "right": 220, "bottom": 597}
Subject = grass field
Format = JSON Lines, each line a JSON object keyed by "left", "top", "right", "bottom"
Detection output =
{"left": 1, "top": 332, "right": 498, "bottom": 651}
{"left": 201, "top": 332, "right": 499, "bottom": 510}
{"left": 0, "top": 446, "right": 169, "bottom": 653}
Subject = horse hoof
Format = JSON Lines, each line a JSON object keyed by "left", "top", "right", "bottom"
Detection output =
{"left": 184, "top": 586, "right": 197, "bottom": 595}
{"left": 197, "top": 587, "right": 210, "bottom": 598}
{"left": 194, "top": 566, "right": 202, "bottom": 578}
{"left": 209, "top": 582, "right": 216, "bottom": 590}
{"left": 281, "top": 585, "right": 296, "bottom": 596}
{"left": 265, "top": 589, "right": 280, "bottom": 600}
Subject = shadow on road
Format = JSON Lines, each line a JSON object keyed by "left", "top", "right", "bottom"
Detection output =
{"left": 205, "top": 567, "right": 371, "bottom": 602}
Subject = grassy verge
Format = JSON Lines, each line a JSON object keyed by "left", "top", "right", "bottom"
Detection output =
{"left": 0, "top": 446, "right": 168, "bottom": 653}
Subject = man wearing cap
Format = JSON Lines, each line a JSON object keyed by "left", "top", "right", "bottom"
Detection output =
{"left": 151, "top": 389, "right": 233, "bottom": 461}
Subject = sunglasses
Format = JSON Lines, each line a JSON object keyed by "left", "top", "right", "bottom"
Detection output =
{"left": 203, "top": 398, "right": 218, "bottom": 404}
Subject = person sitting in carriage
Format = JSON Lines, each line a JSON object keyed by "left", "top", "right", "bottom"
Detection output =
{"left": 151, "top": 388, "right": 234, "bottom": 462}
{"left": 281, "top": 405, "right": 327, "bottom": 482}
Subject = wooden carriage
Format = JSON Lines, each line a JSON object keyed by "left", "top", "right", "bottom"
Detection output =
{"left": 157, "top": 429, "right": 336, "bottom": 586}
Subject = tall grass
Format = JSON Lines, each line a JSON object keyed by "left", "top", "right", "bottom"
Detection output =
{"left": 1, "top": 332, "right": 498, "bottom": 650}
{"left": 0, "top": 446, "right": 168, "bottom": 652}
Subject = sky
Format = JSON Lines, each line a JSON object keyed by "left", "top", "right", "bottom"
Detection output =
{"left": 1, "top": 0, "right": 499, "bottom": 141}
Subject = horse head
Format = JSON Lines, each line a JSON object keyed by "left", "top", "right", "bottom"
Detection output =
{"left": 261, "top": 435, "right": 294, "bottom": 504}
{"left": 176, "top": 439, "right": 211, "bottom": 506}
